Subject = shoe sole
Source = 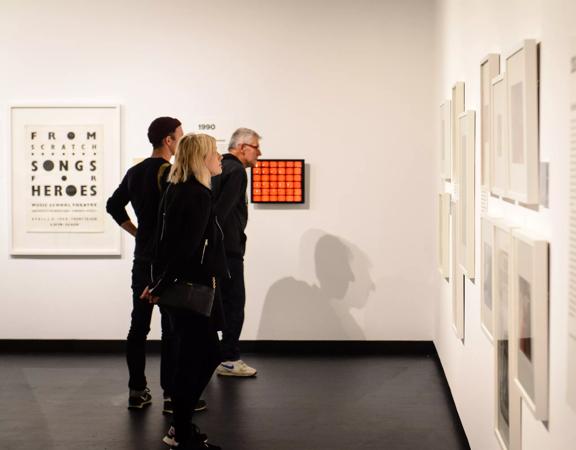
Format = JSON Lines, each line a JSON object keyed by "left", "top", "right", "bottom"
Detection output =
{"left": 194, "top": 404, "right": 208, "bottom": 412}
{"left": 216, "top": 370, "right": 257, "bottom": 377}
{"left": 128, "top": 401, "right": 152, "bottom": 409}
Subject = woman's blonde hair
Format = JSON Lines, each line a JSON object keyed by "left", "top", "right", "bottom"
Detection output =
{"left": 168, "top": 133, "right": 217, "bottom": 188}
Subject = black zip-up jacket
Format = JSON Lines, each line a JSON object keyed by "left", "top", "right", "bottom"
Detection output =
{"left": 149, "top": 177, "right": 228, "bottom": 325}
{"left": 211, "top": 154, "right": 248, "bottom": 258}
{"left": 106, "top": 157, "right": 170, "bottom": 262}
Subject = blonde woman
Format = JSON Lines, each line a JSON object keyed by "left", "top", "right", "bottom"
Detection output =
{"left": 143, "top": 133, "right": 225, "bottom": 450}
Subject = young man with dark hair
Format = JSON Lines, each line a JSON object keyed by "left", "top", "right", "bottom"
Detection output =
{"left": 106, "top": 117, "right": 185, "bottom": 411}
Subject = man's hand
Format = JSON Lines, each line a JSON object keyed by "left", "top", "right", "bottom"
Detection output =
{"left": 120, "top": 220, "right": 138, "bottom": 237}
{"left": 140, "top": 286, "right": 160, "bottom": 304}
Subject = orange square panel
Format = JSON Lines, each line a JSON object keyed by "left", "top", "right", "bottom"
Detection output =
{"left": 251, "top": 159, "right": 305, "bottom": 204}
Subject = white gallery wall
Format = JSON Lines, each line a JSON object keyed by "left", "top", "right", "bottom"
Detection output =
{"left": 0, "top": 0, "right": 437, "bottom": 341}
{"left": 434, "top": 0, "right": 576, "bottom": 449}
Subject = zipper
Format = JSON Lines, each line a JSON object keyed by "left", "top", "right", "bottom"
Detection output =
{"left": 200, "top": 239, "right": 208, "bottom": 264}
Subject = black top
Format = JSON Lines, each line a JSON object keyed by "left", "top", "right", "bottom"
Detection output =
{"left": 149, "top": 177, "right": 228, "bottom": 296}
{"left": 106, "top": 157, "right": 171, "bottom": 262}
{"left": 211, "top": 154, "right": 248, "bottom": 257}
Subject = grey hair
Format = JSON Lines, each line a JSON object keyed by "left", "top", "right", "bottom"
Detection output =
{"left": 228, "top": 128, "right": 261, "bottom": 150}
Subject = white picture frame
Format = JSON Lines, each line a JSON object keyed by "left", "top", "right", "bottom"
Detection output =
{"left": 493, "top": 220, "right": 519, "bottom": 450}
{"left": 506, "top": 40, "right": 539, "bottom": 204}
{"left": 481, "top": 216, "right": 498, "bottom": 341}
{"left": 10, "top": 104, "right": 122, "bottom": 256}
{"left": 438, "top": 192, "right": 451, "bottom": 279}
{"left": 512, "top": 229, "right": 549, "bottom": 420}
{"left": 491, "top": 74, "right": 510, "bottom": 197}
{"left": 458, "top": 111, "right": 476, "bottom": 279}
{"left": 440, "top": 100, "right": 452, "bottom": 180}
{"left": 481, "top": 54, "right": 501, "bottom": 190}
{"left": 451, "top": 82, "right": 465, "bottom": 182}
{"left": 451, "top": 199, "right": 465, "bottom": 340}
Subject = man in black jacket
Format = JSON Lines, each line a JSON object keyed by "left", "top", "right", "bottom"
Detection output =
{"left": 212, "top": 128, "right": 261, "bottom": 377}
{"left": 106, "top": 117, "right": 183, "bottom": 411}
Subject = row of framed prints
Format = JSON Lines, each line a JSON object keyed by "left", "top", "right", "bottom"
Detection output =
{"left": 485, "top": 218, "right": 549, "bottom": 450}
{"left": 439, "top": 202, "right": 550, "bottom": 449}
{"left": 440, "top": 40, "right": 540, "bottom": 206}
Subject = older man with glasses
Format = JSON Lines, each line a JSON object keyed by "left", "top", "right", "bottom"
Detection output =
{"left": 211, "top": 128, "right": 261, "bottom": 377}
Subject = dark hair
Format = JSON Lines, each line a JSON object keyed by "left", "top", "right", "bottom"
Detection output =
{"left": 147, "top": 117, "right": 182, "bottom": 149}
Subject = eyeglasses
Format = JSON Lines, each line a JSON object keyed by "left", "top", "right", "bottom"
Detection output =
{"left": 242, "top": 143, "right": 260, "bottom": 151}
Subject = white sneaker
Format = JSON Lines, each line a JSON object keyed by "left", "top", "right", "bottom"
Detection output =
{"left": 216, "top": 360, "right": 257, "bottom": 377}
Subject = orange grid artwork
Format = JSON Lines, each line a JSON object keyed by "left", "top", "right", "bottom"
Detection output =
{"left": 251, "top": 159, "right": 305, "bottom": 203}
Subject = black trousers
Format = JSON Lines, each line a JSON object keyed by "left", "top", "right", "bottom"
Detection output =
{"left": 220, "top": 256, "right": 246, "bottom": 361}
{"left": 170, "top": 308, "right": 221, "bottom": 444}
{"left": 127, "top": 260, "right": 177, "bottom": 395}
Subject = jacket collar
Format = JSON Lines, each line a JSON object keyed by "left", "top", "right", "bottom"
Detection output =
{"left": 223, "top": 153, "right": 244, "bottom": 167}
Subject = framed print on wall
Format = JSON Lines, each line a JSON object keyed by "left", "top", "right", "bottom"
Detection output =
{"left": 251, "top": 159, "right": 305, "bottom": 204}
{"left": 493, "top": 220, "right": 518, "bottom": 450}
{"left": 506, "top": 40, "right": 540, "bottom": 204}
{"left": 438, "top": 192, "right": 451, "bottom": 279}
{"left": 458, "top": 111, "right": 476, "bottom": 279}
{"left": 451, "top": 199, "right": 465, "bottom": 340}
{"left": 512, "top": 230, "right": 549, "bottom": 420}
{"left": 440, "top": 100, "right": 452, "bottom": 180}
{"left": 481, "top": 54, "right": 501, "bottom": 190}
{"left": 451, "top": 82, "right": 465, "bottom": 182}
{"left": 481, "top": 216, "right": 498, "bottom": 341}
{"left": 491, "top": 74, "right": 510, "bottom": 197}
{"left": 10, "top": 104, "right": 122, "bottom": 256}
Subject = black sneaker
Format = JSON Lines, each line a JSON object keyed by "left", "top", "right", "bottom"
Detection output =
{"left": 194, "top": 399, "right": 207, "bottom": 412}
{"left": 128, "top": 387, "right": 152, "bottom": 409}
{"left": 163, "top": 396, "right": 173, "bottom": 415}
{"left": 163, "top": 424, "right": 209, "bottom": 447}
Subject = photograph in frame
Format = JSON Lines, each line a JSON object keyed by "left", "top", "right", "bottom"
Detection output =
{"left": 512, "top": 229, "right": 549, "bottom": 420}
{"left": 451, "top": 82, "right": 465, "bottom": 183}
{"left": 481, "top": 216, "right": 497, "bottom": 340}
{"left": 440, "top": 100, "right": 452, "bottom": 180}
{"left": 493, "top": 221, "right": 515, "bottom": 449}
{"left": 438, "top": 192, "right": 451, "bottom": 279}
{"left": 10, "top": 104, "right": 122, "bottom": 256}
{"left": 458, "top": 111, "right": 476, "bottom": 279}
{"left": 481, "top": 54, "right": 501, "bottom": 190}
{"left": 491, "top": 74, "right": 510, "bottom": 197}
{"left": 451, "top": 199, "right": 465, "bottom": 340}
{"left": 506, "top": 40, "right": 539, "bottom": 204}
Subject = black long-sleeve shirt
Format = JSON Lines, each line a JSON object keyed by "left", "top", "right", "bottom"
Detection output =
{"left": 106, "top": 157, "right": 170, "bottom": 262}
{"left": 211, "top": 154, "right": 248, "bottom": 257}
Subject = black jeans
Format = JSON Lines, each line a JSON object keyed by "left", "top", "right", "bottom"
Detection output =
{"left": 170, "top": 308, "right": 221, "bottom": 444}
{"left": 220, "top": 256, "right": 245, "bottom": 361}
{"left": 127, "top": 260, "right": 177, "bottom": 396}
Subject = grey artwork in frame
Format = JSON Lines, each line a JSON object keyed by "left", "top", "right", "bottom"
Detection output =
{"left": 481, "top": 54, "right": 501, "bottom": 191}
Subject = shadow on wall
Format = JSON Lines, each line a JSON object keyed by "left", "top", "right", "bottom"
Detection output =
{"left": 257, "top": 230, "right": 375, "bottom": 340}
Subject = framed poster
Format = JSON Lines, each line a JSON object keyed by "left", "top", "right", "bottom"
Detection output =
{"left": 458, "top": 111, "right": 476, "bottom": 279}
{"left": 481, "top": 216, "right": 498, "bottom": 341}
{"left": 10, "top": 104, "right": 122, "bottom": 255}
{"left": 251, "top": 159, "right": 305, "bottom": 204}
{"left": 506, "top": 40, "right": 539, "bottom": 204}
{"left": 493, "top": 221, "right": 517, "bottom": 450}
{"left": 481, "top": 54, "right": 501, "bottom": 190}
{"left": 512, "top": 230, "right": 549, "bottom": 420}
{"left": 451, "top": 82, "right": 465, "bottom": 182}
{"left": 438, "top": 192, "right": 451, "bottom": 279}
{"left": 440, "top": 100, "right": 452, "bottom": 180}
{"left": 451, "top": 199, "right": 465, "bottom": 340}
{"left": 491, "top": 74, "right": 510, "bottom": 197}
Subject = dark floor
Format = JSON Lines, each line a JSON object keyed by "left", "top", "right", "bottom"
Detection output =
{"left": 0, "top": 353, "right": 469, "bottom": 450}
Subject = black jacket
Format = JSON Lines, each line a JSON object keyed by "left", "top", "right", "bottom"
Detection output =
{"left": 106, "top": 157, "right": 171, "bottom": 262}
{"left": 149, "top": 177, "right": 228, "bottom": 324}
{"left": 211, "top": 154, "right": 248, "bottom": 257}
